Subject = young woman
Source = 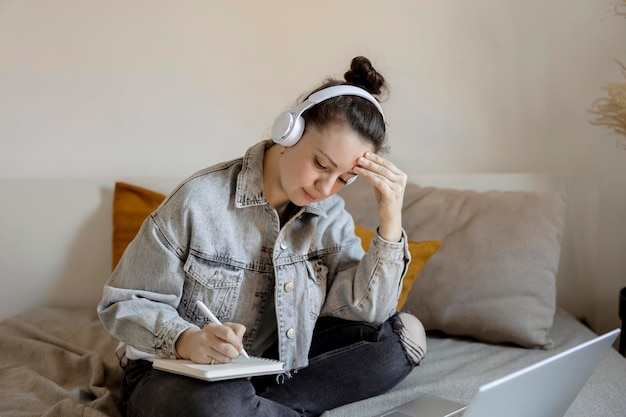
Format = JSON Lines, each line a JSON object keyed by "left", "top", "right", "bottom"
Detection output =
{"left": 98, "top": 56, "right": 427, "bottom": 417}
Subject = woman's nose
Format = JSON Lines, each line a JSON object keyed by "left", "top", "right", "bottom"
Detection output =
{"left": 315, "top": 176, "right": 335, "bottom": 197}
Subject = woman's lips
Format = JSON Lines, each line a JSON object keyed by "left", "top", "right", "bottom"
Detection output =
{"left": 303, "top": 188, "right": 317, "bottom": 202}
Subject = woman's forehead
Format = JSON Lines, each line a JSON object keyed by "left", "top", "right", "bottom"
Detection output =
{"left": 310, "top": 125, "right": 374, "bottom": 157}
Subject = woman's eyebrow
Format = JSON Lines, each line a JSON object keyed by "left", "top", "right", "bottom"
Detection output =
{"left": 316, "top": 148, "right": 338, "bottom": 168}
{"left": 316, "top": 147, "right": 358, "bottom": 175}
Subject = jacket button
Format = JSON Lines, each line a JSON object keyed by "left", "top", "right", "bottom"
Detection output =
{"left": 284, "top": 282, "right": 294, "bottom": 292}
{"left": 280, "top": 241, "right": 288, "bottom": 250}
{"left": 286, "top": 328, "right": 296, "bottom": 339}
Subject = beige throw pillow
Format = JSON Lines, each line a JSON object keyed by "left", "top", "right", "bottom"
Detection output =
{"left": 339, "top": 181, "right": 566, "bottom": 348}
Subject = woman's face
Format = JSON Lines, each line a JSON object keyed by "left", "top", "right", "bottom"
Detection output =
{"left": 278, "top": 124, "right": 374, "bottom": 206}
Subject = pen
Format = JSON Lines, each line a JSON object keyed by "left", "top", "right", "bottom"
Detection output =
{"left": 196, "top": 300, "right": 250, "bottom": 360}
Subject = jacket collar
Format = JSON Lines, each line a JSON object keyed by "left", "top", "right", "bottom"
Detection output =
{"left": 235, "top": 140, "right": 327, "bottom": 218}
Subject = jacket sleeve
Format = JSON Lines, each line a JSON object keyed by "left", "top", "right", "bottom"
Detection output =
{"left": 320, "top": 204, "right": 411, "bottom": 323}
{"left": 97, "top": 213, "right": 198, "bottom": 359}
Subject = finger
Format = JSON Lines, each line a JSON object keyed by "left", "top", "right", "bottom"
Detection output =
{"left": 225, "top": 322, "right": 247, "bottom": 343}
{"left": 356, "top": 159, "right": 403, "bottom": 187}
{"left": 197, "top": 351, "right": 221, "bottom": 365}
{"left": 358, "top": 152, "right": 403, "bottom": 175}
{"left": 355, "top": 163, "right": 405, "bottom": 191}
{"left": 195, "top": 324, "right": 238, "bottom": 361}
{"left": 202, "top": 343, "right": 237, "bottom": 363}
{"left": 211, "top": 324, "right": 244, "bottom": 359}
{"left": 186, "top": 328, "right": 229, "bottom": 364}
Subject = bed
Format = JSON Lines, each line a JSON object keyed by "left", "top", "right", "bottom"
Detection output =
{"left": 0, "top": 174, "right": 624, "bottom": 417}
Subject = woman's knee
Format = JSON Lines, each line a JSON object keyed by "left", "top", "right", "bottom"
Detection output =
{"left": 126, "top": 370, "right": 260, "bottom": 417}
{"left": 396, "top": 312, "right": 427, "bottom": 365}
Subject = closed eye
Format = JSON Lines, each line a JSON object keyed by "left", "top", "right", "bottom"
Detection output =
{"left": 338, "top": 175, "right": 357, "bottom": 186}
{"left": 315, "top": 155, "right": 355, "bottom": 186}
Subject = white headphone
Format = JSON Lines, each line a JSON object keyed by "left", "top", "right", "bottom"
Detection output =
{"left": 271, "top": 85, "right": 385, "bottom": 147}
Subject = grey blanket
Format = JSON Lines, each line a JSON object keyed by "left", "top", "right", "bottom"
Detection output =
{"left": 0, "top": 308, "right": 122, "bottom": 417}
{"left": 0, "top": 308, "right": 624, "bottom": 417}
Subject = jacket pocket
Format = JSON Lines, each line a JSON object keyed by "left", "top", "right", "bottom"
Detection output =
{"left": 304, "top": 258, "right": 328, "bottom": 315}
{"left": 183, "top": 255, "right": 243, "bottom": 321}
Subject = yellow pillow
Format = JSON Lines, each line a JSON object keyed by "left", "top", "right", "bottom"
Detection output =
{"left": 354, "top": 225, "right": 440, "bottom": 311}
{"left": 112, "top": 182, "right": 166, "bottom": 269}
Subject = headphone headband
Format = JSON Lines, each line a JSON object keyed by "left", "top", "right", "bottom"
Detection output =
{"left": 271, "top": 85, "right": 384, "bottom": 147}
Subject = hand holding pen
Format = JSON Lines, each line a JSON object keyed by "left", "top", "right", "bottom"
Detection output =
{"left": 196, "top": 300, "right": 250, "bottom": 360}
{"left": 174, "top": 300, "right": 249, "bottom": 364}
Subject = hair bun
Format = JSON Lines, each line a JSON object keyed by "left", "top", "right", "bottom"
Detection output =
{"left": 344, "top": 56, "right": 386, "bottom": 96}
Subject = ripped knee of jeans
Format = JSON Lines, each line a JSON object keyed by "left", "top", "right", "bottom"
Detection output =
{"left": 393, "top": 312, "right": 427, "bottom": 365}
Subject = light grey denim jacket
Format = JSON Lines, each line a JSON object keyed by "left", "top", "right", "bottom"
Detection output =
{"left": 98, "top": 140, "right": 410, "bottom": 371}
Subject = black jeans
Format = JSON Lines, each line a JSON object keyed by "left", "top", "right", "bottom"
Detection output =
{"left": 121, "top": 314, "right": 417, "bottom": 417}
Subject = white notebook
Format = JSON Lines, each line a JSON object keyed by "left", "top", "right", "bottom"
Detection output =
{"left": 152, "top": 356, "right": 285, "bottom": 382}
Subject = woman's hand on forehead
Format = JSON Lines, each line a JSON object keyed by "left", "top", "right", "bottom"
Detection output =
{"left": 354, "top": 152, "right": 406, "bottom": 241}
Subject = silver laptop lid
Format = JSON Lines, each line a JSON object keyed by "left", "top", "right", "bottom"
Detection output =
{"left": 377, "top": 329, "right": 620, "bottom": 417}
{"left": 462, "top": 329, "right": 620, "bottom": 417}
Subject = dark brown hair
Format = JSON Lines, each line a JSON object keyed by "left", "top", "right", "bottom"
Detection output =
{"left": 300, "top": 56, "right": 389, "bottom": 152}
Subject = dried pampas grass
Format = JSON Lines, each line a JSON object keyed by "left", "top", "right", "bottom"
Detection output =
{"left": 590, "top": 61, "right": 626, "bottom": 149}
{"left": 589, "top": 1, "right": 626, "bottom": 149}
{"left": 612, "top": 0, "right": 626, "bottom": 17}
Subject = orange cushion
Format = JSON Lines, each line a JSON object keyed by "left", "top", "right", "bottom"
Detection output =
{"left": 112, "top": 182, "right": 165, "bottom": 269}
{"left": 354, "top": 225, "right": 440, "bottom": 311}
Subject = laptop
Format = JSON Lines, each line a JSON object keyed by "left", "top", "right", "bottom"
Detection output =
{"left": 378, "top": 328, "right": 620, "bottom": 417}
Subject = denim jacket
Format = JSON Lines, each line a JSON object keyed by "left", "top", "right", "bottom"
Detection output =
{"left": 98, "top": 140, "right": 410, "bottom": 371}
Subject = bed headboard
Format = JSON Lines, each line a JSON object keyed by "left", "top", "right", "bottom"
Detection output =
{"left": 0, "top": 173, "right": 597, "bottom": 323}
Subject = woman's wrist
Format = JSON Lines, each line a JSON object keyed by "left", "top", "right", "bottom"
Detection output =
{"left": 377, "top": 220, "right": 402, "bottom": 242}
{"left": 175, "top": 327, "right": 200, "bottom": 360}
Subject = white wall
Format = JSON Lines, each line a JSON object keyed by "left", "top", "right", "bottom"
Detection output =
{"left": 1, "top": 1, "right": 625, "bottom": 333}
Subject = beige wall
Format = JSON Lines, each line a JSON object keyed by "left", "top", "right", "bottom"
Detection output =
{"left": 1, "top": 0, "right": 625, "bottom": 332}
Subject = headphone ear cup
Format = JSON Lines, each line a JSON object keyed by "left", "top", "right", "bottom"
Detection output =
{"left": 281, "top": 115, "right": 304, "bottom": 147}
{"left": 272, "top": 111, "right": 305, "bottom": 147}
{"left": 271, "top": 111, "right": 292, "bottom": 144}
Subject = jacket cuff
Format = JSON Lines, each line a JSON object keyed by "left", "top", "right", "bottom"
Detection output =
{"left": 155, "top": 318, "right": 198, "bottom": 359}
{"left": 372, "top": 228, "right": 410, "bottom": 261}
